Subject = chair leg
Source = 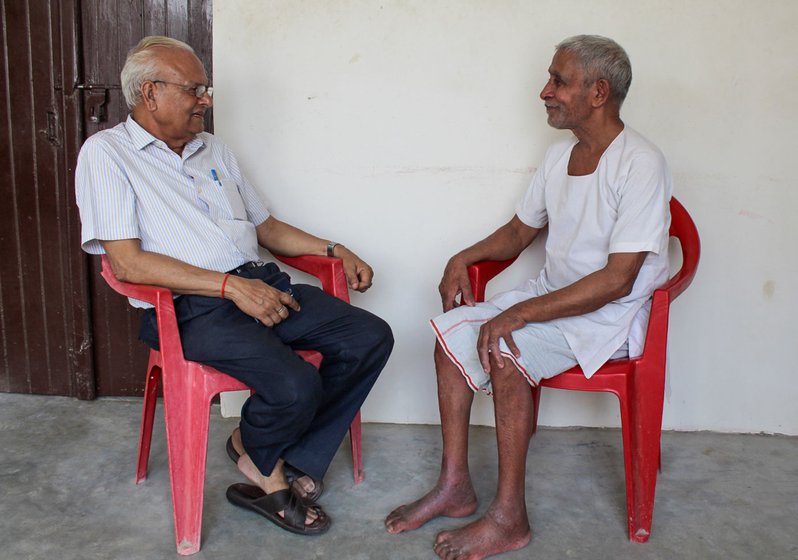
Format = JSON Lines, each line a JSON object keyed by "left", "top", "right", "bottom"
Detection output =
{"left": 349, "top": 411, "right": 364, "bottom": 484}
{"left": 614, "top": 387, "right": 637, "bottom": 542}
{"left": 162, "top": 370, "right": 213, "bottom": 556}
{"left": 136, "top": 360, "right": 161, "bottom": 484}
{"left": 626, "top": 370, "right": 666, "bottom": 543}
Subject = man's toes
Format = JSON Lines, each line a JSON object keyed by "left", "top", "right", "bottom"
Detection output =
{"left": 385, "top": 514, "right": 402, "bottom": 533}
{"left": 434, "top": 541, "right": 455, "bottom": 559}
{"left": 386, "top": 506, "right": 404, "bottom": 522}
{"left": 298, "top": 476, "right": 315, "bottom": 494}
{"left": 434, "top": 530, "right": 452, "bottom": 546}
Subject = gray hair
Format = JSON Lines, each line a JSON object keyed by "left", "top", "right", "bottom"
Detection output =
{"left": 556, "top": 35, "right": 632, "bottom": 106}
{"left": 120, "top": 36, "right": 196, "bottom": 110}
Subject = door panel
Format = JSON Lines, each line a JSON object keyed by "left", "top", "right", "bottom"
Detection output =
{"left": 0, "top": 0, "right": 88, "bottom": 396}
{"left": 0, "top": 0, "right": 213, "bottom": 397}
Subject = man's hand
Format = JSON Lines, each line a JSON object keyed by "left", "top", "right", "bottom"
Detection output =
{"left": 477, "top": 306, "right": 525, "bottom": 373}
{"left": 255, "top": 217, "right": 374, "bottom": 292}
{"left": 439, "top": 256, "right": 475, "bottom": 312}
{"left": 224, "top": 275, "right": 301, "bottom": 326}
{"left": 336, "top": 245, "right": 374, "bottom": 292}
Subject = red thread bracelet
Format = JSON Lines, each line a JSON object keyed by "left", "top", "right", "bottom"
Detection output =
{"left": 220, "top": 273, "right": 230, "bottom": 299}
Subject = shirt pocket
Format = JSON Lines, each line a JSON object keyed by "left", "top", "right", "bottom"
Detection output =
{"left": 218, "top": 178, "right": 248, "bottom": 220}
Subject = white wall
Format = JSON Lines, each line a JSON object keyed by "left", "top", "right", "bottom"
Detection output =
{"left": 214, "top": 0, "right": 798, "bottom": 434}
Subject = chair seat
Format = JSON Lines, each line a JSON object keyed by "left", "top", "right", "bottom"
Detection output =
{"left": 543, "top": 359, "right": 634, "bottom": 391}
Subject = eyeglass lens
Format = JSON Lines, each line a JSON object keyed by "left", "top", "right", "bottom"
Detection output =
{"left": 195, "top": 85, "right": 213, "bottom": 98}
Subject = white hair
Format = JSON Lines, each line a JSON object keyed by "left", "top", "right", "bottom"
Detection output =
{"left": 556, "top": 35, "right": 632, "bottom": 106}
{"left": 120, "top": 36, "right": 196, "bottom": 110}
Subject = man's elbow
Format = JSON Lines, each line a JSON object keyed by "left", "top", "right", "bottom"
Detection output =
{"left": 617, "top": 281, "right": 635, "bottom": 299}
{"left": 108, "top": 258, "right": 135, "bottom": 283}
{"left": 611, "top": 276, "right": 637, "bottom": 300}
{"left": 105, "top": 253, "right": 146, "bottom": 284}
{"left": 100, "top": 240, "right": 145, "bottom": 283}
{"left": 605, "top": 253, "right": 647, "bottom": 301}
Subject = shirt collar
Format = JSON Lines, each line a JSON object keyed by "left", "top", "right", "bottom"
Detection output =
{"left": 124, "top": 114, "right": 206, "bottom": 155}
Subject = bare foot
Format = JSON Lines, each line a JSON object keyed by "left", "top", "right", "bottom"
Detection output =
{"left": 433, "top": 507, "right": 531, "bottom": 560}
{"left": 385, "top": 480, "right": 478, "bottom": 534}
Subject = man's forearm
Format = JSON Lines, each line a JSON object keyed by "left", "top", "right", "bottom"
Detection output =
{"left": 512, "top": 252, "right": 647, "bottom": 323}
{"left": 451, "top": 215, "right": 539, "bottom": 266}
{"left": 102, "top": 239, "right": 227, "bottom": 297}
{"left": 256, "top": 216, "right": 331, "bottom": 257}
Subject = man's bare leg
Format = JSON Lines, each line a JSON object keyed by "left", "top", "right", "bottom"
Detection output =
{"left": 385, "top": 342, "right": 478, "bottom": 534}
{"left": 433, "top": 357, "right": 534, "bottom": 560}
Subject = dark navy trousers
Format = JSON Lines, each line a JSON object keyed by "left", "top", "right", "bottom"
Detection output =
{"left": 139, "top": 263, "right": 394, "bottom": 480}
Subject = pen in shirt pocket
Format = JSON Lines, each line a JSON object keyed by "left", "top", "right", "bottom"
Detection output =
{"left": 210, "top": 168, "right": 223, "bottom": 186}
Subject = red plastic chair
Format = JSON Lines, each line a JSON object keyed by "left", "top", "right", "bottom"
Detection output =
{"left": 100, "top": 254, "right": 363, "bottom": 556}
{"left": 467, "top": 197, "right": 699, "bottom": 543}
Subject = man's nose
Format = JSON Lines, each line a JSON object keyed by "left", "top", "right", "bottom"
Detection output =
{"left": 540, "top": 81, "right": 552, "bottom": 100}
{"left": 199, "top": 92, "right": 213, "bottom": 107}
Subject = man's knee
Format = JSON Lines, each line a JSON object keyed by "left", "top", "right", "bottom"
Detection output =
{"left": 490, "top": 360, "right": 531, "bottom": 394}
{"left": 337, "top": 311, "right": 394, "bottom": 364}
{"left": 360, "top": 314, "right": 394, "bottom": 358}
{"left": 434, "top": 340, "right": 456, "bottom": 369}
{"left": 434, "top": 341, "right": 465, "bottom": 383}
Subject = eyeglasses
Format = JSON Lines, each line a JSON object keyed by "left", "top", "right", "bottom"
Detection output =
{"left": 152, "top": 80, "right": 213, "bottom": 99}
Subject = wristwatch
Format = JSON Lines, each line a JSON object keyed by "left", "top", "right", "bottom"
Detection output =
{"left": 326, "top": 241, "right": 339, "bottom": 257}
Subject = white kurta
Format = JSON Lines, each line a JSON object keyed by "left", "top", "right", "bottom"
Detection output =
{"left": 490, "top": 126, "right": 672, "bottom": 377}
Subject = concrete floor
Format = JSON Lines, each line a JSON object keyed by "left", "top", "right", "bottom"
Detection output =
{"left": 1, "top": 393, "right": 796, "bottom": 560}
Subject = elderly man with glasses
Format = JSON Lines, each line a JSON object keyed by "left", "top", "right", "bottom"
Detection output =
{"left": 75, "top": 36, "right": 393, "bottom": 535}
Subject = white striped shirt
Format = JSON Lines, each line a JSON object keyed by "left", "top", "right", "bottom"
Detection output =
{"left": 76, "top": 115, "right": 270, "bottom": 303}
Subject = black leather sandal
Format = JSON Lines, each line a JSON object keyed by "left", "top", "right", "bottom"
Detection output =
{"left": 226, "top": 435, "right": 325, "bottom": 503}
{"left": 226, "top": 483, "right": 330, "bottom": 535}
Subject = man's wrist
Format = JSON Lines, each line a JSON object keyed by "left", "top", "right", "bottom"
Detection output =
{"left": 326, "top": 241, "right": 340, "bottom": 257}
{"left": 220, "top": 273, "right": 231, "bottom": 299}
{"left": 448, "top": 253, "right": 469, "bottom": 269}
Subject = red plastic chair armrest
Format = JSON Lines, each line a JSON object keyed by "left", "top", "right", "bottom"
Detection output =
{"left": 466, "top": 258, "right": 517, "bottom": 302}
{"left": 274, "top": 254, "right": 351, "bottom": 303}
{"left": 100, "top": 255, "right": 183, "bottom": 358}
{"left": 100, "top": 255, "right": 171, "bottom": 306}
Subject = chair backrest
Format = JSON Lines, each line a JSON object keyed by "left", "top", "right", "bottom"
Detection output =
{"left": 660, "top": 197, "right": 700, "bottom": 302}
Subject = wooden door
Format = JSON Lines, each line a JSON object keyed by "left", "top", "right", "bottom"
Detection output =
{"left": 0, "top": 0, "right": 213, "bottom": 398}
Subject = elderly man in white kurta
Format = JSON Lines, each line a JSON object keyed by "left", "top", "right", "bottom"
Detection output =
{"left": 385, "top": 35, "right": 671, "bottom": 560}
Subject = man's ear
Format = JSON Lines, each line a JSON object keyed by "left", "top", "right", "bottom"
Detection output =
{"left": 141, "top": 81, "right": 158, "bottom": 111}
{"left": 592, "top": 78, "right": 611, "bottom": 108}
